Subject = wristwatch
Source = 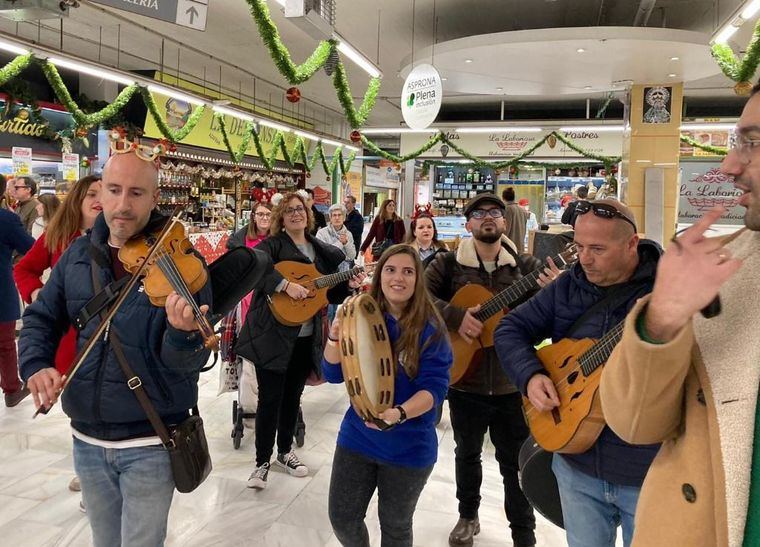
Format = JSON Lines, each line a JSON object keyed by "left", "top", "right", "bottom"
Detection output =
{"left": 394, "top": 405, "right": 407, "bottom": 425}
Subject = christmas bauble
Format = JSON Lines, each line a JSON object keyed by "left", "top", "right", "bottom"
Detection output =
{"left": 350, "top": 130, "right": 361, "bottom": 143}
{"left": 286, "top": 87, "right": 301, "bottom": 103}
{"left": 735, "top": 81, "right": 753, "bottom": 96}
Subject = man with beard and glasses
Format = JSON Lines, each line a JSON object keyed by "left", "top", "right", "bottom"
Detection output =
{"left": 599, "top": 82, "right": 760, "bottom": 547}
{"left": 425, "top": 194, "right": 561, "bottom": 547}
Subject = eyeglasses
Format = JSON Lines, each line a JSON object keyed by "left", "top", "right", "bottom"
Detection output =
{"left": 575, "top": 201, "right": 637, "bottom": 232}
{"left": 728, "top": 131, "right": 760, "bottom": 165}
{"left": 469, "top": 208, "right": 504, "bottom": 220}
{"left": 284, "top": 205, "right": 306, "bottom": 216}
{"left": 255, "top": 212, "right": 272, "bottom": 218}
{"left": 13, "top": 185, "right": 29, "bottom": 190}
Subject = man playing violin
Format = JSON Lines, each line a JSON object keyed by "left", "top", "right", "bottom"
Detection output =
{"left": 495, "top": 199, "right": 661, "bottom": 547}
{"left": 18, "top": 150, "right": 213, "bottom": 547}
{"left": 425, "top": 193, "right": 559, "bottom": 547}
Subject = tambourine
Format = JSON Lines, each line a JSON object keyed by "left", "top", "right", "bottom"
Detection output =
{"left": 339, "top": 293, "right": 395, "bottom": 429}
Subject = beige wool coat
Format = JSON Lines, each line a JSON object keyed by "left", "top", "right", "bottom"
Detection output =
{"left": 600, "top": 229, "right": 760, "bottom": 547}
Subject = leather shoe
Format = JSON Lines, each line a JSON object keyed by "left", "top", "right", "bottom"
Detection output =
{"left": 449, "top": 517, "right": 480, "bottom": 546}
{"left": 4, "top": 386, "right": 30, "bottom": 408}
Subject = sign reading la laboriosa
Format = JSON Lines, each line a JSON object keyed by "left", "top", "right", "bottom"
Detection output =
{"left": 401, "top": 64, "right": 443, "bottom": 130}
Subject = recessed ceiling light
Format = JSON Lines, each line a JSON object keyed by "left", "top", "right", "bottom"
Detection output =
{"left": 496, "top": 87, "right": 503, "bottom": 91}
{"left": 465, "top": 59, "right": 473, "bottom": 63}
{"left": 668, "top": 73, "right": 677, "bottom": 77}
{"left": 576, "top": 48, "right": 586, "bottom": 53}
{"left": 441, "top": 77, "right": 448, "bottom": 81}
{"left": 670, "top": 56, "right": 680, "bottom": 61}
{"left": 584, "top": 86, "right": 592, "bottom": 90}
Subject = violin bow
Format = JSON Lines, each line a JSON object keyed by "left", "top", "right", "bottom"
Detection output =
{"left": 33, "top": 207, "right": 184, "bottom": 418}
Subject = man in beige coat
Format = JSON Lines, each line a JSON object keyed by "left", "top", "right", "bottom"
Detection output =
{"left": 601, "top": 86, "right": 760, "bottom": 547}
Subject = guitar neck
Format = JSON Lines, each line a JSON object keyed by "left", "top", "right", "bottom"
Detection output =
{"left": 313, "top": 266, "right": 363, "bottom": 289}
{"left": 577, "top": 320, "right": 626, "bottom": 376}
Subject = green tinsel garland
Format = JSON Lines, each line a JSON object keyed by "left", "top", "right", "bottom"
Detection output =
{"left": 216, "top": 114, "right": 256, "bottom": 163}
{"left": 42, "top": 61, "right": 138, "bottom": 128}
{"left": 245, "top": 0, "right": 333, "bottom": 85}
{"left": 141, "top": 87, "right": 206, "bottom": 142}
{"left": 679, "top": 134, "right": 728, "bottom": 156}
{"left": 361, "top": 132, "right": 445, "bottom": 163}
{"left": 333, "top": 61, "right": 382, "bottom": 128}
{"left": 0, "top": 53, "right": 33, "bottom": 87}
{"left": 711, "top": 18, "right": 760, "bottom": 86}
{"left": 339, "top": 150, "right": 357, "bottom": 175}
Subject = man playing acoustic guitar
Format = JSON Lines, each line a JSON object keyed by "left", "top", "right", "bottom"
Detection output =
{"left": 495, "top": 199, "right": 661, "bottom": 547}
{"left": 426, "top": 193, "right": 561, "bottom": 547}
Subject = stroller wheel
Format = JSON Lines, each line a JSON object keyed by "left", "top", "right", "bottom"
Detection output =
{"left": 232, "top": 426, "right": 243, "bottom": 449}
{"left": 232, "top": 400, "right": 238, "bottom": 424}
{"left": 295, "top": 426, "right": 305, "bottom": 448}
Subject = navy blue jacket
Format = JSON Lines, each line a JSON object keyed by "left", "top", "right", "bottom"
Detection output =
{"left": 495, "top": 239, "right": 662, "bottom": 487}
{"left": 0, "top": 209, "right": 34, "bottom": 322}
{"left": 344, "top": 209, "right": 364, "bottom": 258}
{"left": 18, "top": 212, "right": 213, "bottom": 441}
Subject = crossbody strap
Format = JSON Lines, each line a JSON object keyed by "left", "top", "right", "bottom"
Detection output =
{"left": 565, "top": 279, "right": 649, "bottom": 339}
{"left": 89, "top": 257, "right": 175, "bottom": 447}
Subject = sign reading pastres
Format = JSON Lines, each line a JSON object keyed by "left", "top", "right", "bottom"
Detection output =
{"left": 401, "top": 64, "right": 442, "bottom": 130}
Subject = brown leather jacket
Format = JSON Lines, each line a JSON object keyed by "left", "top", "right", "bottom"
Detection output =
{"left": 425, "top": 235, "right": 542, "bottom": 395}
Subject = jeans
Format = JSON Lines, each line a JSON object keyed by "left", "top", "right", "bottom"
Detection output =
{"left": 448, "top": 389, "right": 536, "bottom": 545}
{"left": 73, "top": 437, "right": 175, "bottom": 547}
{"left": 0, "top": 321, "right": 21, "bottom": 394}
{"left": 328, "top": 446, "right": 432, "bottom": 547}
{"left": 552, "top": 453, "right": 641, "bottom": 547}
{"left": 254, "top": 336, "right": 313, "bottom": 466}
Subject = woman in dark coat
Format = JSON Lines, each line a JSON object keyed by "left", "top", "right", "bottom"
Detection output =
{"left": 360, "top": 199, "right": 406, "bottom": 260}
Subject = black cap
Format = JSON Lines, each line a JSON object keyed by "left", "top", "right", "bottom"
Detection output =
{"left": 463, "top": 193, "right": 506, "bottom": 218}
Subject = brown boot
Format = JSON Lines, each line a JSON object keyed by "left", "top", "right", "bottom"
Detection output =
{"left": 4, "top": 386, "right": 30, "bottom": 407}
{"left": 449, "top": 517, "right": 480, "bottom": 546}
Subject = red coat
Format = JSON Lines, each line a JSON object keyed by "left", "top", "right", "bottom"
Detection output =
{"left": 14, "top": 231, "right": 80, "bottom": 374}
{"left": 360, "top": 217, "right": 406, "bottom": 252}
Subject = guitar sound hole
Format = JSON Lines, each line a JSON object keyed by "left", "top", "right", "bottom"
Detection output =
{"left": 570, "top": 390, "right": 583, "bottom": 401}
{"left": 559, "top": 356, "right": 573, "bottom": 369}
{"left": 567, "top": 371, "right": 579, "bottom": 384}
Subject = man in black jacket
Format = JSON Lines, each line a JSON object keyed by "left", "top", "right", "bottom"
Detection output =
{"left": 20, "top": 152, "right": 213, "bottom": 546}
{"left": 495, "top": 199, "right": 661, "bottom": 547}
{"left": 426, "top": 194, "right": 559, "bottom": 547}
{"left": 343, "top": 194, "right": 364, "bottom": 258}
{"left": 561, "top": 186, "right": 589, "bottom": 227}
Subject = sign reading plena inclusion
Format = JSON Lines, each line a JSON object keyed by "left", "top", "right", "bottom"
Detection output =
{"left": 401, "top": 64, "right": 442, "bottom": 130}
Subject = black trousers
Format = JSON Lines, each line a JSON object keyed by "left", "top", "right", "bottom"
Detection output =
{"left": 254, "top": 336, "right": 313, "bottom": 466}
{"left": 328, "top": 446, "right": 433, "bottom": 547}
{"left": 448, "top": 389, "right": 536, "bottom": 545}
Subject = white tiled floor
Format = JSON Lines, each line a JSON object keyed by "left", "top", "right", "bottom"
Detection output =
{"left": 0, "top": 365, "right": 593, "bottom": 546}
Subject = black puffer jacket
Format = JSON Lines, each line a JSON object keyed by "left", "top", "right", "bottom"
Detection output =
{"left": 235, "top": 231, "right": 349, "bottom": 374}
{"left": 425, "top": 236, "right": 542, "bottom": 395}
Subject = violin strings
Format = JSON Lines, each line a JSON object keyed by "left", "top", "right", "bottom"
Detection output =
{"left": 155, "top": 251, "right": 213, "bottom": 337}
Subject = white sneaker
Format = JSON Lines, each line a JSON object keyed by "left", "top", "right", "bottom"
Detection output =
{"left": 275, "top": 451, "right": 309, "bottom": 477}
{"left": 247, "top": 462, "right": 269, "bottom": 489}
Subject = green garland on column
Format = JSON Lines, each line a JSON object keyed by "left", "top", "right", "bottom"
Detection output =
{"left": 711, "top": 18, "right": 760, "bottom": 92}
{"left": 333, "top": 61, "right": 382, "bottom": 128}
{"left": 141, "top": 87, "right": 206, "bottom": 142}
{"left": 41, "top": 61, "right": 138, "bottom": 128}
{"left": 680, "top": 134, "right": 728, "bottom": 156}
{"left": 0, "top": 53, "right": 33, "bottom": 87}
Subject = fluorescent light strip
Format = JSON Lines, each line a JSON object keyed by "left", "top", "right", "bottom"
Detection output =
{"left": 742, "top": 0, "right": 760, "bottom": 19}
{"left": 294, "top": 130, "right": 319, "bottom": 141}
{"left": 0, "top": 39, "right": 30, "bottom": 56}
{"left": 680, "top": 123, "right": 735, "bottom": 130}
{"left": 147, "top": 84, "right": 204, "bottom": 106}
{"left": 49, "top": 57, "right": 136, "bottom": 86}
{"left": 559, "top": 126, "right": 625, "bottom": 132}
{"left": 212, "top": 105, "right": 255, "bottom": 122}
{"left": 456, "top": 127, "right": 542, "bottom": 133}
{"left": 259, "top": 119, "right": 291, "bottom": 132}
{"left": 715, "top": 24, "right": 739, "bottom": 44}
{"left": 361, "top": 128, "right": 439, "bottom": 134}
{"left": 272, "top": 0, "right": 286, "bottom": 6}
{"left": 335, "top": 37, "right": 382, "bottom": 78}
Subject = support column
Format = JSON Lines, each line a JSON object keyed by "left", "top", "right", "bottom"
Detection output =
{"left": 622, "top": 83, "right": 683, "bottom": 243}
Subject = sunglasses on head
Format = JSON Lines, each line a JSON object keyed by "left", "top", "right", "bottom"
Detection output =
{"left": 575, "top": 201, "right": 637, "bottom": 232}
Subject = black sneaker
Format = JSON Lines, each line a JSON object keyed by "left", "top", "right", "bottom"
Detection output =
{"left": 247, "top": 462, "right": 269, "bottom": 489}
{"left": 275, "top": 451, "right": 308, "bottom": 477}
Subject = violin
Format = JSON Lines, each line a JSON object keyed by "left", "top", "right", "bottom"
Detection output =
{"left": 119, "top": 220, "right": 218, "bottom": 351}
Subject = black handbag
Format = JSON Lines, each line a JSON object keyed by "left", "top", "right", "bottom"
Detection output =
{"left": 90, "top": 259, "right": 212, "bottom": 493}
{"left": 371, "top": 220, "right": 395, "bottom": 257}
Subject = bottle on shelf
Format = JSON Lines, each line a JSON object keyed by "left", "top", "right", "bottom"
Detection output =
{"left": 473, "top": 170, "right": 480, "bottom": 183}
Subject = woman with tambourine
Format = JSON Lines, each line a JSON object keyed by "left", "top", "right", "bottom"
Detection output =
{"left": 235, "top": 190, "right": 364, "bottom": 490}
{"left": 322, "top": 244, "right": 452, "bottom": 547}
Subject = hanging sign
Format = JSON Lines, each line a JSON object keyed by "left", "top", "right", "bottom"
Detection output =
{"left": 63, "top": 153, "right": 80, "bottom": 182}
{"left": 401, "top": 63, "right": 442, "bottom": 130}
{"left": 12, "top": 147, "right": 32, "bottom": 176}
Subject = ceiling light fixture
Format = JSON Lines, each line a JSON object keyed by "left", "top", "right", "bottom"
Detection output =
{"left": 584, "top": 86, "right": 592, "bottom": 90}
{"left": 559, "top": 126, "right": 625, "bottom": 132}
{"left": 147, "top": 84, "right": 205, "bottom": 106}
{"left": 670, "top": 56, "right": 680, "bottom": 61}
{"left": 680, "top": 123, "right": 735, "bottom": 130}
{"left": 49, "top": 57, "right": 136, "bottom": 86}
{"left": 465, "top": 59, "right": 473, "bottom": 63}
{"left": 713, "top": 0, "right": 760, "bottom": 44}
{"left": 496, "top": 87, "right": 503, "bottom": 91}
{"left": 212, "top": 105, "right": 255, "bottom": 122}
{"left": 361, "top": 128, "right": 439, "bottom": 134}
{"left": 334, "top": 33, "right": 382, "bottom": 78}
{"left": 259, "top": 119, "right": 291, "bottom": 132}
{"left": 441, "top": 77, "right": 448, "bottom": 81}
{"left": 668, "top": 73, "right": 677, "bottom": 77}
{"left": 742, "top": 0, "right": 760, "bottom": 18}
{"left": 0, "top": 38, "right": 30, "bottom": 56}
{"left": 456, "top": 127, "right": 542, "bottom": 133}
{"left": 576, "top": 48, "right": 586, "bottom": 53}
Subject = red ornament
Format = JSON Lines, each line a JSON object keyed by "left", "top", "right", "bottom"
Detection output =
{"left": 350, "top": 130, "right": 361, "bottom": 143}
{"left": 286, "top": 87, "right": 301, "bottom": 103}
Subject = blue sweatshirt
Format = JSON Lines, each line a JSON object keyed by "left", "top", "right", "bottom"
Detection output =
{"left": 322, "top": 314, "right": 451, "bottom": 468}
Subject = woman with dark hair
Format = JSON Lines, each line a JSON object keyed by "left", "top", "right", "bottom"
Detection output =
{"left": 360, "top": 199, "right": 406, "bottom": 260}
{"left": 32, "top": 194, "right": 60, "bottom": 239}
{"left": 322, "top": 244, "right": 452, "bottom": 547}
{"left": 235, "top": 191, "right": 364, "bottom": 490}
{"left": 407, "top": 211, "right": 448, "bottom": 268}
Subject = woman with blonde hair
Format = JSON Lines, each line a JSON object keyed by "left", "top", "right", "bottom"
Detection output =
{"left": 322, "top": 244, "right": 452, "bottom": 547}
{"left": 360, "top": 199, "right": 406, "bottom": 260}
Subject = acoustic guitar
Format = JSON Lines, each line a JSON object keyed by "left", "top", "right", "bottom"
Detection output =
{"left": 269, "top": 261, "right": 373, "bottom": 326}
{"left": 523, "top": 319, "right": 625, "bottom": 454}
{"left": 448, "top": 245, "right": 577, "bottom": 384}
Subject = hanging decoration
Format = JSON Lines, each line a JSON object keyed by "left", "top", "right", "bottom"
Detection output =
{"left": 711, "top": 18, "right": 760, "bottom": 94}
{"left": 350, "top": 130, "right": 361, "bottom": 143}
{"left": 679, "top": 134, "right": 728, "bottom": 156}
{"left": 140, "top": 87, "right": 207, "bottom": 142}
{"left": 333, "top": 61, "right": 381, "bottom": 128}
{"left": 286, "top": 87, "right": 301, "bottom": 103}
{"left": 0, "top": 53, "right": 33, "bottom": 87}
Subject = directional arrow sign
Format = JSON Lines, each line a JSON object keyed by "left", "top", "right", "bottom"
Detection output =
{"left": 90, "top": 0, "right": 208, "bottom": 31}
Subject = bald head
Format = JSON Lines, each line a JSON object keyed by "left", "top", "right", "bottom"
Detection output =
{"left": 101, "top": 152, "right": 160, "bottom": 246}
